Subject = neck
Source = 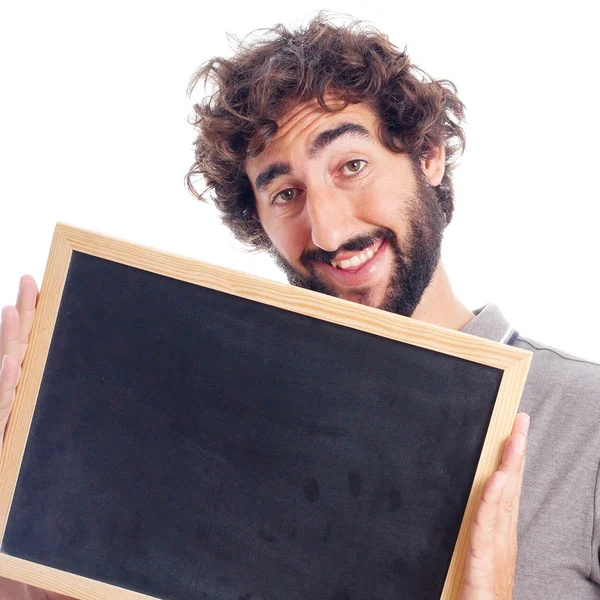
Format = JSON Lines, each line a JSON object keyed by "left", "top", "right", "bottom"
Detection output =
{"left": 411, "top": 260, "right": 474, "bottom": 331}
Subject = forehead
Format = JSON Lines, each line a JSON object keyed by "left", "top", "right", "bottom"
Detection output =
{"left": 244, "top": 98, "right": 381, "bottom": 177}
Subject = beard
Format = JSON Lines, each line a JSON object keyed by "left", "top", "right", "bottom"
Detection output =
{"left": 266, "top": 169, "right": 447, "bottom": 318}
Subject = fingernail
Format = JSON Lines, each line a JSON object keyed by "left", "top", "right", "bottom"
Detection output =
{"left": 523, "top": 414, "right": 530, "bottom": 436}
{"left": 0, "top": 355, "right": 5, "bottom": 373}
{"left": 515, "top": 434, "right": 526, "bottom": 455}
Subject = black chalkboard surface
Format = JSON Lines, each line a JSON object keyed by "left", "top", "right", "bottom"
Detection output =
{"left": 0, "top": 225, "right": 532, "bottom": 600}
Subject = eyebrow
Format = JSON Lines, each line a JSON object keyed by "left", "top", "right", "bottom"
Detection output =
{"left": 253, "top": 122, "right": 373, "bottom": 193}
{"left": 308, "top": 122, "right": 372, "bottom": 159}
{"left": 254, "top": 161, "right": 291, "bottom": 194}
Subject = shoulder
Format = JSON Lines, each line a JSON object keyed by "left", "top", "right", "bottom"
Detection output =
{"left": 514, "top": 334, "right": 600, "bottom": 375}
{"left": 512, "top": 333, "right": 600, "bottom": 416}
{"left": 515, "top": 334, "right": 599, "bottom": 365}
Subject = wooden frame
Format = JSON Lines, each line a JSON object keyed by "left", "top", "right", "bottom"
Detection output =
{"left": 0, "top": 223, "right": 532, "bottom": 600}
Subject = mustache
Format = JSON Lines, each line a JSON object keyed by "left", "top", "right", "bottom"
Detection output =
{"left": 299, "top": 228, "right": 396, "bottom": 267}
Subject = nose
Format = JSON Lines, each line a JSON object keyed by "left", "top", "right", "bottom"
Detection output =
{"left": 306, "top": 190, "right": 357, "bottom": 253}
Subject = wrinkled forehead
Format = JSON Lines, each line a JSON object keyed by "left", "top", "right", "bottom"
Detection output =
{"left": 273, "top": 94, "right": 348, "bottom": 141}
{"left": 244, "top": 96, "right": 381, "bottom": 176}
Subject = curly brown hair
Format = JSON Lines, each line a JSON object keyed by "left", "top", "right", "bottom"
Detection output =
{"left": 186, "top": 12, "right": 466, "bottom": 251}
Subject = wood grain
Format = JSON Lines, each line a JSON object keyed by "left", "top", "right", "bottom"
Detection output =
{"left": 0, "top": 554, "right": 160, "bottom": 600}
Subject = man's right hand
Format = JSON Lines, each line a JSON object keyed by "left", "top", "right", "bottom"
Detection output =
{"left": 0, "top": 275, "right": 79, "bottom": 600}
{"left": 0, "top": 275, "right": 38, "bottom": 445}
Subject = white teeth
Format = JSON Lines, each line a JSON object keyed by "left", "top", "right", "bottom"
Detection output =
{"left": 330, "top": 245, "right": 378, "bottom": 270}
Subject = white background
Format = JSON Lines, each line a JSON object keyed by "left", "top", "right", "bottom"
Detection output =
{"left": 1, "top": 1, "right": 598, "bottom": 360}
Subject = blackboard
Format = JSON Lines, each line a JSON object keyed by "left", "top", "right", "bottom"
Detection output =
{"left": 0, "top": 225, "right": 532, "bottom": 600}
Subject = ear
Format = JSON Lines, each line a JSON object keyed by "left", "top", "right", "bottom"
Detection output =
{"left": 419, "top": 146, "right": 446, "bottom": 187}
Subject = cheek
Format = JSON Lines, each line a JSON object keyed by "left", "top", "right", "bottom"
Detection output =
{"left": 261, "top": 212, "right": 311, "bottom": 264}
{"left": 358, "top": 158, "right": 416, "bottom": 224}
{"left": 353, "top": 186, "right": 410, "bottom": 237}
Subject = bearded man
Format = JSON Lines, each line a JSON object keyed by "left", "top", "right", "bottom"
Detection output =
{"left": 2, "top": 11, "right": 594, "bottom": 600}
{"left": 182, "top": 12, "right": 600, "bottom": 600}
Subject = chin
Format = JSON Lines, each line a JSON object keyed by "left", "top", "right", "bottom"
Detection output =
{"left": 339, "top": 285, "right": 387, "bottom": 309}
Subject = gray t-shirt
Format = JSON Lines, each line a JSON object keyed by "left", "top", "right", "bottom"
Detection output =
{"left": 461, "top": 303, "right": 600, "bottom": 599}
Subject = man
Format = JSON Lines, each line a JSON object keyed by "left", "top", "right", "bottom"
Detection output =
{"left": 0, "top": 12, "right": 543, "bottom": 600}
{"left": 183, "top": 12, "right": 600, "bottom": 598}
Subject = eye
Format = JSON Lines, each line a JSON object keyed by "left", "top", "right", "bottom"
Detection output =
{"left": 272, "top": 188, "right": 297, "bottom": 205}
{"left": 340, "top": 159, "right": 367, "bottom": 177}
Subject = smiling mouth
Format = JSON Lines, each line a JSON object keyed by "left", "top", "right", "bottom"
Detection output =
{"left": 328, "top": 238, "right": 385, "bottom": 271}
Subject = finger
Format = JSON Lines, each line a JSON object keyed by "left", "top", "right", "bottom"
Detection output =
{"left": 0, "top": 354, "right": 20, "bottom": 428}
{"left": 463, "top": 471, "right": 507, "bottom": 592}
{"left": 472, "top": 470, "right": 507, "bottom": 554}
{"left": 496, "top": 433, "right": 525, "bottom": 522}
{"left": 512, "top": 422, "right": 529, "bottom": 528}
{"left": 498, "top": 413, "right": 529, "bottom": 483}
{"left": 503, "top": 414, "right": 530, "bottom": 529}
{"left": 15, "top": 275, "right": 38, "bottom": 363}
{"left": 495, "top": 416, "right": 529, "bottom": 550}
{"left": 0, "top": 306, "right": 20, "bottom": 366}
{"left": 510, "top": 412, "right": 530, "bottom": 437}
